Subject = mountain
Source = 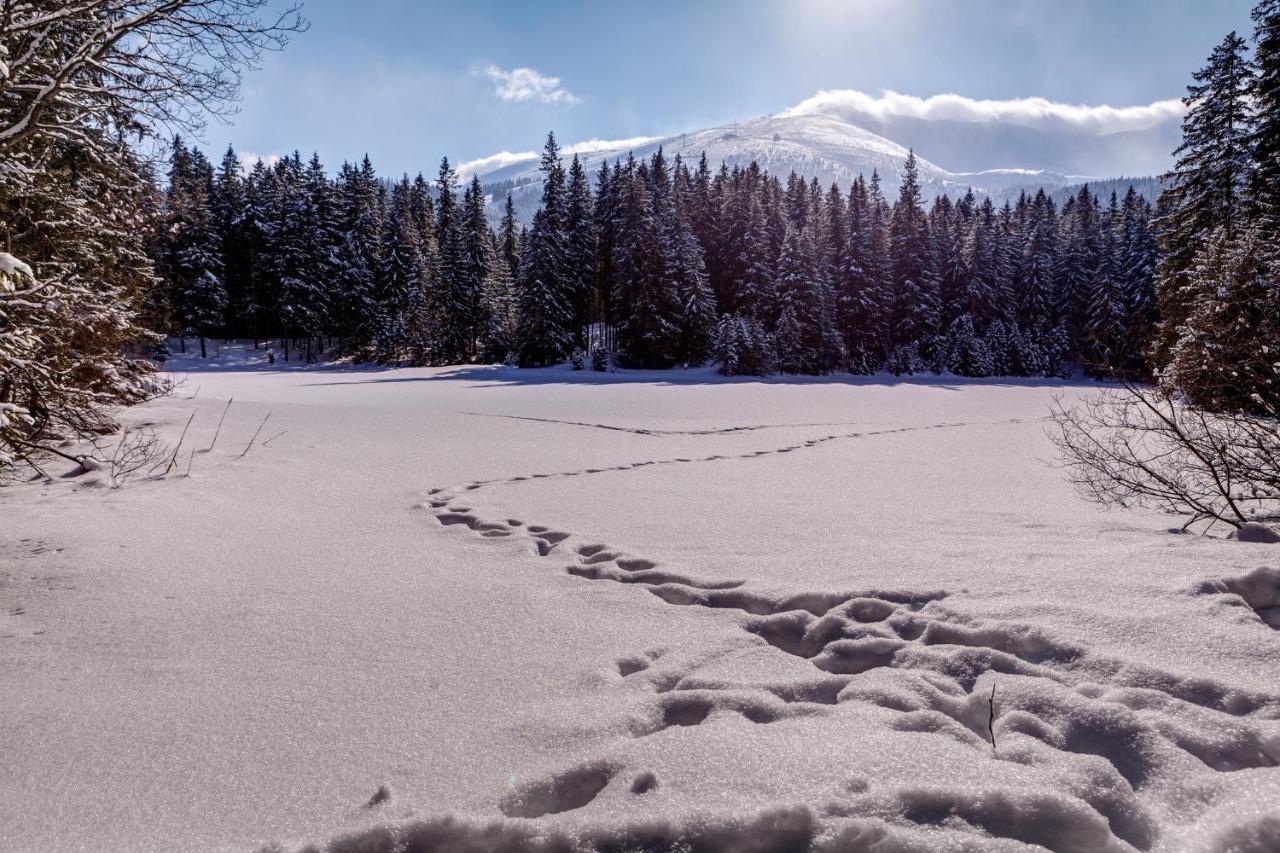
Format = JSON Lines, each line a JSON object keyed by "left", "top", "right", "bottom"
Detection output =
{"left": 476, "top": 113, "right": 1144, "bottom": 221}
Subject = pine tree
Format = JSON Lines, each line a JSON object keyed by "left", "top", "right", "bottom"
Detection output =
{"left": 711, "top": 314, "right": 741, "bottom": 376}
{"left": 462, "top": 176, "right": 495, "bottom": 358}
{"left": 1155, "top": 31, "right": 1255, "bottom": 364}
{"left": 165, "top": 138, "right": 226, "bottom": 358}
{"left": 944, "top": 314, "right": 994, "bottom": 377}
{"left": 332, "top": 157, "right": 382, "bottom": 352}
{"left": 214, "top": 146, "right": 250, "bottom": 333}
{"left": 275, "top": 153, "right": 328, "bottom": 361}
{"left": 434, "top": 158, "right": 471, "bottom": 363}
{"left": 517, "top": 133, "right": 574, "bottom": 366}
{"left": 378, "top": 178, "right": 428, "bottom": 361}
{"left": 564, "top": 155, "right": 596, "bottom": 347}
{"left": 612, "top": 157, "right": 678, "bottom": 368}
{"left": 888, "top": 152, "right": 940, "bottom": 351}
{"left": 1165, "top": 224, "right": 1280, "bottom": 411}
{"left": 1249, "top": 0, "right": 1280, "bottom": 233}
{"left": 671, "top": 159, "right": 717, "bottom": 364}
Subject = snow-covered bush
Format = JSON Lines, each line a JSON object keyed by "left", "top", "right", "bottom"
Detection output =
{"left": 590, "top": 345, "right": 609, "bottom": 372}
{"left": 713, "top": 314, "right": 775, "bottom": 377}
{"left": 884, "top": 342, "right": 924, "bottom": 376}
{"left": 570, "top": 348, "right": 586, "bottom": 370}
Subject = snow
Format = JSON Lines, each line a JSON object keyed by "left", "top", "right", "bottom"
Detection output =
{"left": 0, "top": 251, "right": 33, "bottom": 285}
{"left": 475, "top": 113, "right": 1095, "bottom": 223}
{"left": 2, "top": 344, "right": 1278, "bottom": 852}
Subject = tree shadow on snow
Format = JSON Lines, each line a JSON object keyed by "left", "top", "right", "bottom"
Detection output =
{"left": 301, "top": 363, "right": 1105, "bottom": 392}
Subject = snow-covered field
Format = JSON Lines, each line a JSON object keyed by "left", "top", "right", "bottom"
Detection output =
{"left": 3, "top": 347, "right": 1278, "bottom": 853}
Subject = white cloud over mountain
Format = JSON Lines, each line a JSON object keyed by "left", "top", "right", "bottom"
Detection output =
{"left": 781, "top": 89, "right": 1185, "bottom": 136}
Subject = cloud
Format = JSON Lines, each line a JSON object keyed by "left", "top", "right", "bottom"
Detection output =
{"left": 563, "top": 136, "right": 659, "bottom": 155}
{"left": 456, "top": 135, "right": 661, "bottom": 180}
{"left": 456, "top": 150, "right": 538, "bottom": 179}
{"left": 481, "top": 64, "right": 580, "bottom": 105}
{"left": 781, "top": 89, "right": 1184, "bottom": 135}
{"left": 237, "top": 150, "right": 281, "bottom": 174}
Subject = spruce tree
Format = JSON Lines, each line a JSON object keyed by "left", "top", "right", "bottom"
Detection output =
{"left": 888, "top": 152, "right": 940, "bottom": 352}
{"left": 1154, "top": 31, "right": 1255, "bottom": 364}
{"left": 434, "top": 158, "right": 470, "bottom": 363}
{"left": 612, "top": 157, "right": 678, "bottom": 368}
{"left": 516, "top": 133, "right": 574, "bottom": 366}
{"left": 564, "top": 156, "right": 596, "bottom": 347}
{"left": 1249, "top": 0, "right": 1280, "bottom": 233}
{"left": 165, "top": 138, "right": 226, "bottom": 358}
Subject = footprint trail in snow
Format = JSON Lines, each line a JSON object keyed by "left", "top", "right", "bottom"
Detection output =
{"left": 417, "top": 416, "right": 1280, "bottom": 852}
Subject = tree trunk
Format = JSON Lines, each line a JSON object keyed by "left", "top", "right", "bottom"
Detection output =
{"left": 179, "top": 335, "right": 186, "bottom": 354}
{"left": 200, "top": 337, "right": 207, "bottom": 359}
{"left": 283, "top": 336, "right": 289, "bottom": 362}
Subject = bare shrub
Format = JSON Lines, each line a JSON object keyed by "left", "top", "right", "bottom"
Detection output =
{"left": 104, "top": 428, "right": 170, "bottom": 488}
{"left": 1049, "top": 384, "right": 1280, "bottom": 532}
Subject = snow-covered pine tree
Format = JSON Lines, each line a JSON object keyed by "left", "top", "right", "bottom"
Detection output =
{"left": 1249, "top": 0, "right": 1280, "bottom": 235}
{"left": 1164, "top": 224, "right": 1280, "bottom": 411}
{"left": 499, "top": 193, "right": 522, "bottom": 292}
{"left": 482, "top": 234, "right": 520, "bottom": 362}
{"left": 711, "top": 313, "right": 741, "bottom": 376}
{"left": 1155, "top": 31, "right": 1255, "bottom": 365}
{"left": 516, "top": 133, "right": 574, "bottom": 366}
{"left": 214, "top": 146, "right": 251, "bottom": 334}
{"left": 564, "top": 156, "right": 596, "bottom": 348}
{"left": 462, "top": 176, "right": 495, "bottom": 358}
{"left": 671, "top": 158, "right": 717, "bottom": 364}
{"left": 773, "top": 224, "right": 831, "bottom": 374}
{"left": 433, "top": 158, "right": 471, "bottom": 364}
{"left": 164, "top": 138, "right": 226, "bottom": 358}
{"left": 888, "top": 152, "right": 940, "bottom": 353}
{"left": 1117, "top": 188, "right": 1159, "bottom": 374}
{"left": 378, "top": 178, "right": 428, "bottom": 362}
{"left": 275, "top": 153, "right": 328, "bottom": 362}
{"left": 943, "top": 314, "right": 994, "bottom": 377}
{"left": 331, "top": 158, "right": 383, "bottom": 353}
{"left": 612, "top": 155, "right": 678, "bottom": 368}
{"left": 1082, "top": 193, "right": 1125, "bottom": 375}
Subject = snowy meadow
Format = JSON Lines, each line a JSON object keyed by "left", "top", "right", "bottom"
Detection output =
{"left": 3, "top": 348, "right": 1278, "bottom": 852}
{"left": 5, "top": 2, "right": 1280, "bottom": 851}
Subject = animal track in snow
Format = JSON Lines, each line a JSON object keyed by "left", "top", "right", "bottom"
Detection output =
{"left": 463, "top": 412, "right": 864, "bottom": 437}
{"left": 499, "top": 760, "right": 618, "bottom": 818}
{"left": 419, "top": 420, "right": 1280, "bottom": 851}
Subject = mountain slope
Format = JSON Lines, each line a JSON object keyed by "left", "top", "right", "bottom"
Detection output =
{"left": 478, "top": 113, "right": 1104, "bottom": 220}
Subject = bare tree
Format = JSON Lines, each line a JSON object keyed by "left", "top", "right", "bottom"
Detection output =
{"left": 0, "top": 1, "right": 304, "bottom": 473}
{"left": 1050, "top": 384, "right": 1280, "bottom": 531}
{"left": 0, "top": 0, "right": 306, "bottom": 153}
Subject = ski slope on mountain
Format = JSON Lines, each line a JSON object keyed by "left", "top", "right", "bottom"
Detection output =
{"left": 1, "top": 349, "right": 1277, "bottom": 853}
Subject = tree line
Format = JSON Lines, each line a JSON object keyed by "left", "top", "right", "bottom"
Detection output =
{"left": 160, "top": 135, "right": 1161, "bottom": 380}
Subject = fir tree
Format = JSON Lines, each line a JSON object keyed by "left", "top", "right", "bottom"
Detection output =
{"left": 517, "top": 133, "right": 574, "bottom": 366}
{"left": 1155, "top": 31, "right": 1255, "bottom": 364}
{"left": 165, "top": 138, "right": 226, "bottom": 358}
{"left": 888, "top": 152, "right": 940, "bottom": 351}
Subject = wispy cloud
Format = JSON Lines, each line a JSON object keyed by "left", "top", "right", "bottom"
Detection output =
{"left": 456, "top": 150, "right": 538, "bottom": 179}
{"left": 481, "top": 64, "right": 580, "bottom": 105}
{"left": 456, "top": 135, "right": 660, "bottom": 180}
{"left": 781, "top": 89, "right": 1184, "bottom": 135}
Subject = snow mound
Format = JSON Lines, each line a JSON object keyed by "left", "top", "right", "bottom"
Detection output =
{"left": 1237, "top": 522, "right": 1280, "bottom": 544}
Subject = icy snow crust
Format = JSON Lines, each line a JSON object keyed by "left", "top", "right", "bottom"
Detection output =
{"left": 2, "top": 349, "right": 1278, "bottom": 852}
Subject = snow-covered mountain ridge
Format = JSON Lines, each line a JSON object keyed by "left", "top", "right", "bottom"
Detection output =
{"left": 474, "top": 112, "right": 1126, "bottom": 220}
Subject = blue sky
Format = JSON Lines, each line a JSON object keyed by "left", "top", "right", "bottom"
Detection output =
{"left": 213, "top": 0, "right": 1258, "bottom": 177}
